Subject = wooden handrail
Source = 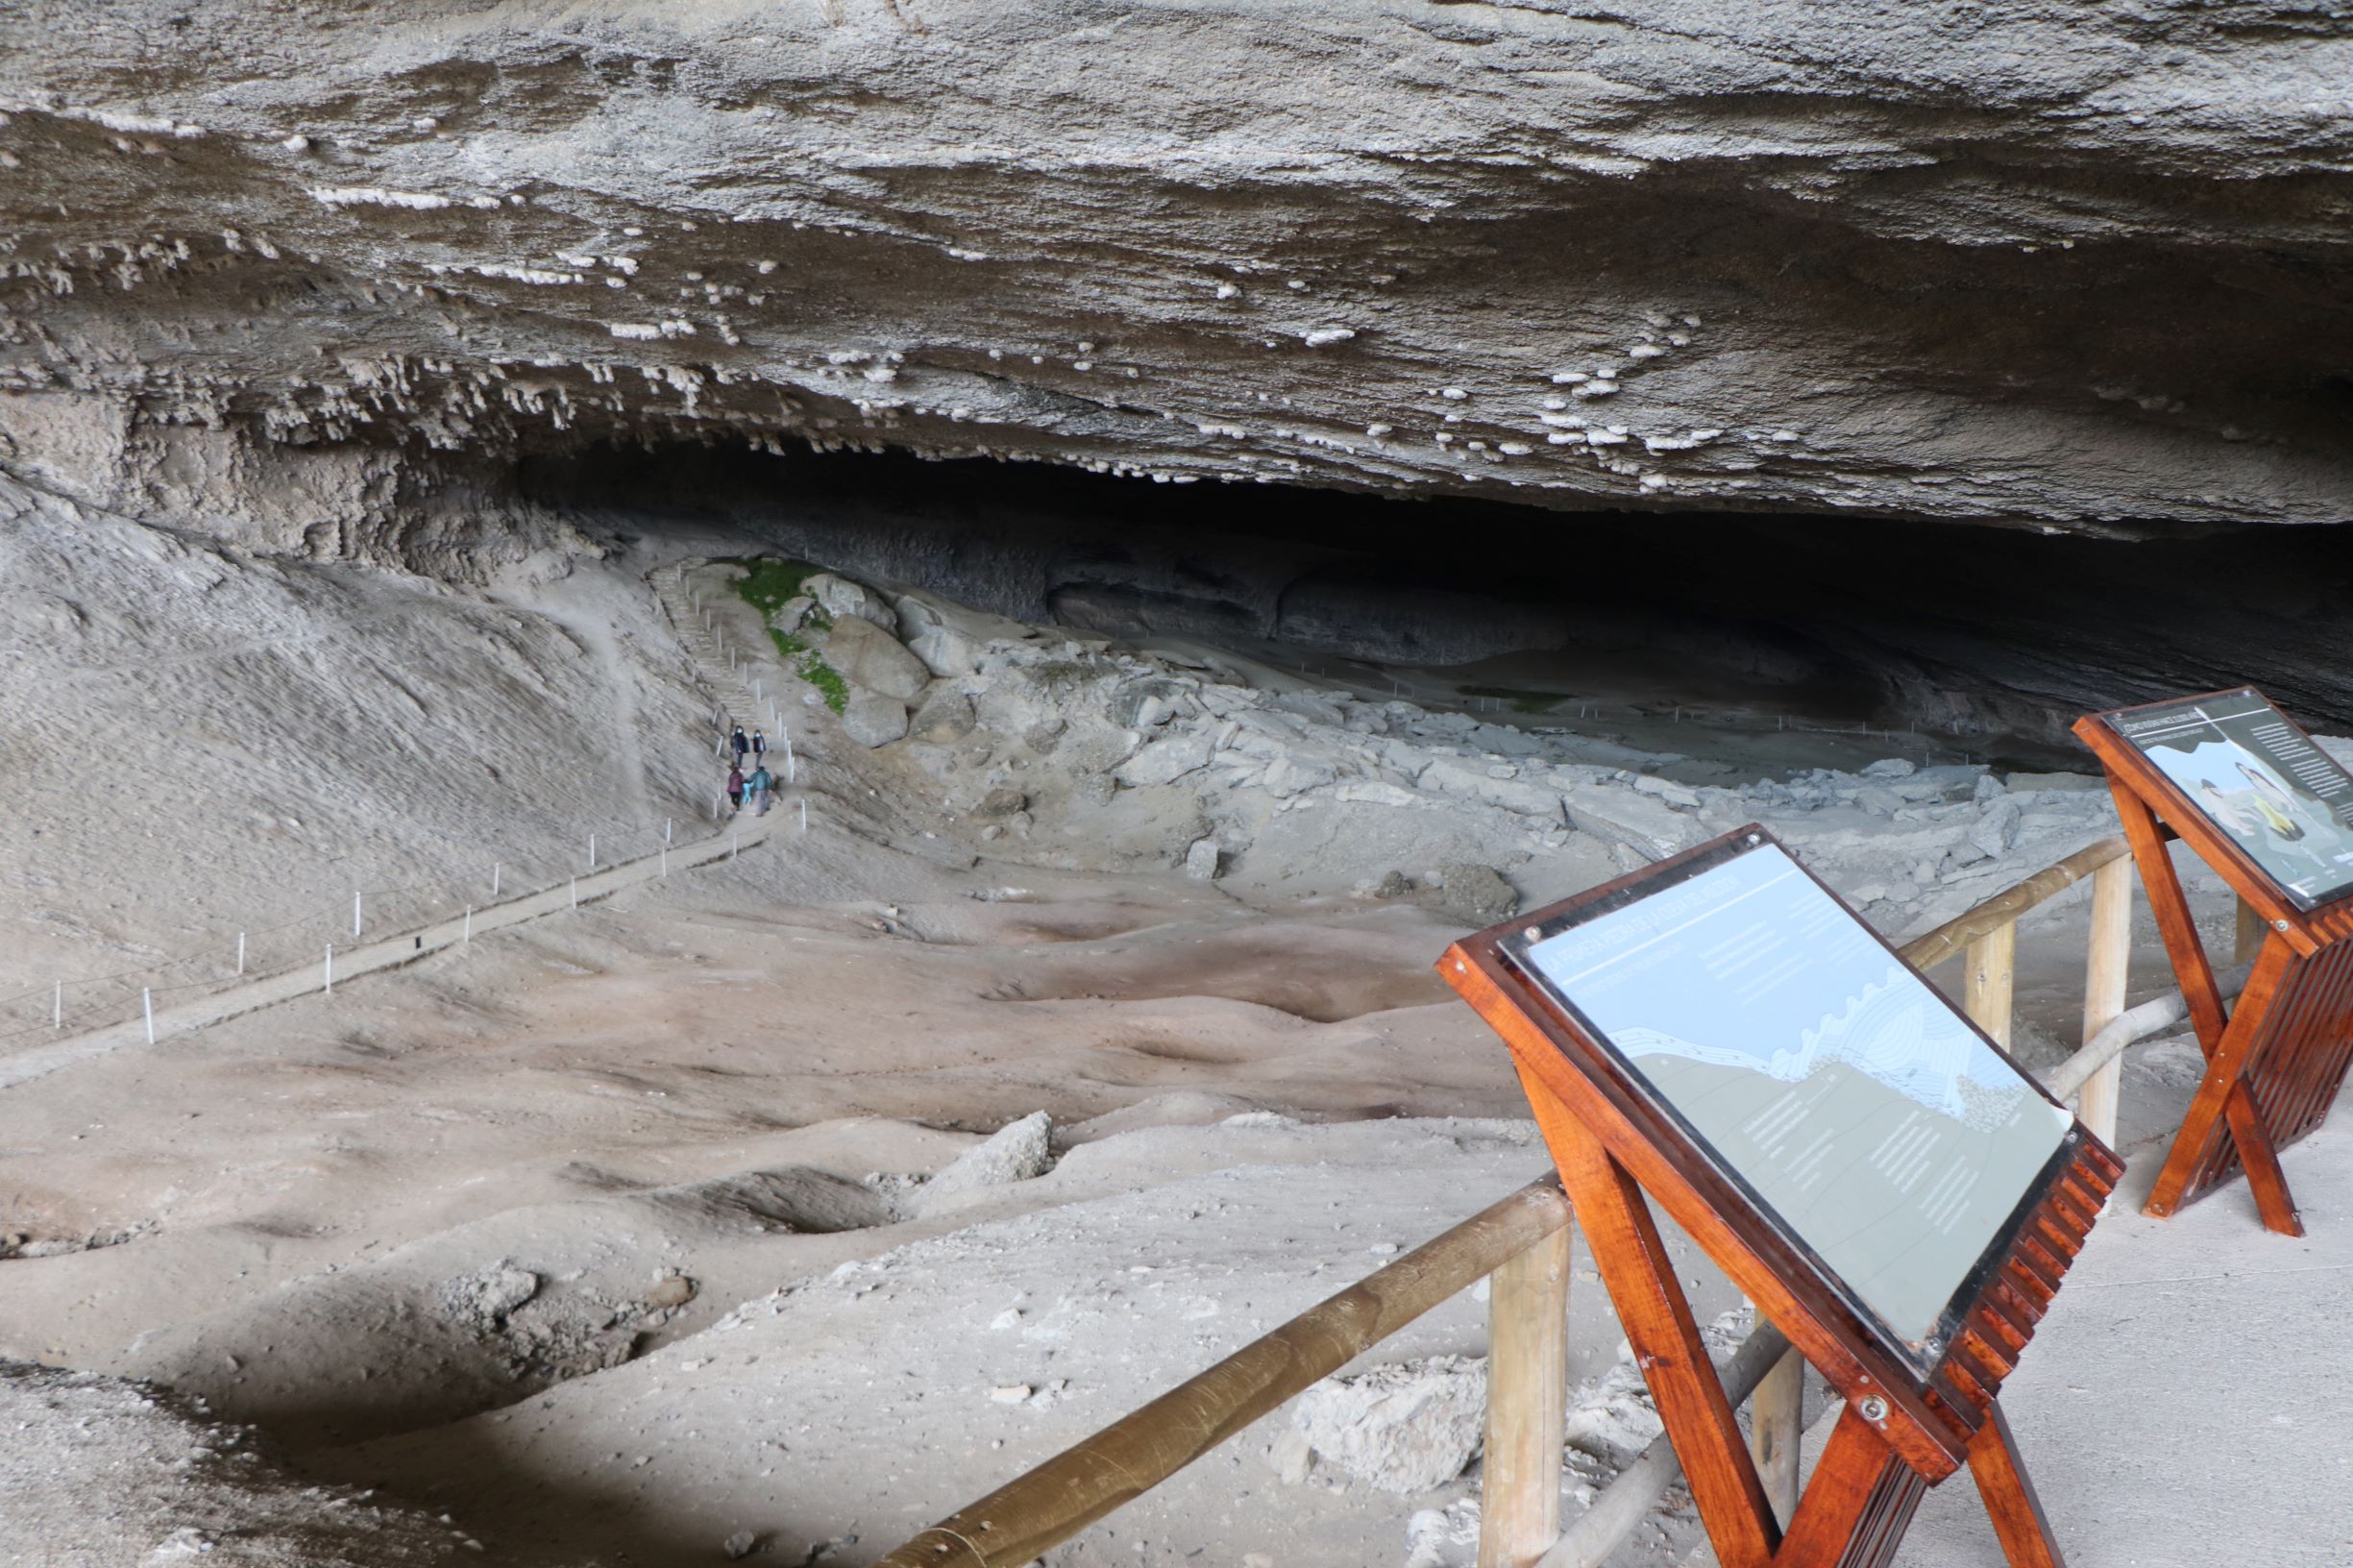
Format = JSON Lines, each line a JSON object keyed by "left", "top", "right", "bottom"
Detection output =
{"left": 875, "top": 1178, "right": 1573, "bottom": 1568}
{"left": 878, "top": 829, "right": 2156, "bottom": 1568}
{"left": 1896, "top": 834, "right": 2129, "bottom": 971}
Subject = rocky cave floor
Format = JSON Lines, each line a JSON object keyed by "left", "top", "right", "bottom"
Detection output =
{"left": 3, "top": 476, "right": 2350, "bottom": 1568}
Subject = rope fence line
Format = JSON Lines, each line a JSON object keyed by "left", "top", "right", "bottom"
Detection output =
{"left": 0, "top": 804, "right": 803, "bottom": 1091}
{"left": 1, "top": 561, "right": 812, "bottom": 1057}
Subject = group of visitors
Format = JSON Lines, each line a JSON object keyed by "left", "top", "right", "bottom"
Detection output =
{"left": 727, "top": 723, "right": 774, "bottom": 815}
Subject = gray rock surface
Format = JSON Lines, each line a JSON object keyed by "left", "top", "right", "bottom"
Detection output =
{"left": 823, "top": 615, "right": 932, "bottom": 701}
{"left": 5, "top": 3, "right": 2352, "bottom": 534}
{"left": 1185, "top": 838, "right": 1222, "bottom": 880}
{"left": 840, "top": 692, "right": 911, "bottom": 748}
{"left": 915, "top": 1112, "right": 1055, "bottom": 1214}
{"left": 1434, "top": 865, "right": 1518, "bottom": 927}
{"left": 1290, "top": 1355, "right": 1487, "bottom": 1495}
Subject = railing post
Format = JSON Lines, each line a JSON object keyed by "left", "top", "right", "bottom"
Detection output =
{"left": 1964, "top": 919, "right": 2017, "bottom": 1048}
{"left": 2077, "top": 857, "right": 2132, "bottom": 1147}
{"left": 1746, "top": 1343, "right": 1804, "bottom": 1527}
{"left": 1478, "top": 1222, "right": 1570, "bottom": 1568}
{"left": 2236, "top": 894, "right": 2267, "bottom": 965}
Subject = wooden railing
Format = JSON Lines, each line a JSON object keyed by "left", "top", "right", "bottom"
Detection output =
{"left": 879, "top": 830, "right": 2225, "bottom": 1568}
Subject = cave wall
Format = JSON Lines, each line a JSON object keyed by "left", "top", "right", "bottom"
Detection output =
{"left": 4, "top": 0, "right": 2352, "bottom": 539}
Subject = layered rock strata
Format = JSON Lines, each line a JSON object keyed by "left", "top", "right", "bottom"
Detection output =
{"left": 5, "top": 1, "right": 2352, "bottom": 536}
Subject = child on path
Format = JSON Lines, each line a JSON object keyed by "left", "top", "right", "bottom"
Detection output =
{"left": 726, "top": 764, "right": 746, "bottom": 811}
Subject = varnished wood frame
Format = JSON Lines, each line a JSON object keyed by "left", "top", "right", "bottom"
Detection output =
{"left": 2074, "top": 687, "right": 2353, "bottom": 1235}
{"left": 1443, "top": 825, "right": 2120, "bottom": 1567}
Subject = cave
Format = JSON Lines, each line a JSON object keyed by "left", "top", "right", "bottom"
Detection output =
{"left": 523, "top": 439, "right": 2353, "bottom": 767}
{"left": 7, "top": 6, "right": 2353, "bottom": 1565}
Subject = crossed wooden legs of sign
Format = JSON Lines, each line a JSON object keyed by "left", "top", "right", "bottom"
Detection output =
{"left": 2109, "top": 784, "right": 2313, "bottom": 1236}
{"left": 1526, "top": 1093, "right": 2066, "bottom": 1568}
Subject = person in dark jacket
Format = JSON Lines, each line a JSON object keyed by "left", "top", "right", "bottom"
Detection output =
{"left": 752, "top": 728, "right": 767, "bottom": 762}
{"left": 726, "top": 764, "right": 746, "bottom": 811}
{"left": 748, "top": 763, "right": 773, "bottom": 814}
{"left": 731, "top": 724, "right": 750, "bottom": 762}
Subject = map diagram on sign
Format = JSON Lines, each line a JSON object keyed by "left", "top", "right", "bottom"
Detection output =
{"left": 1517, "top": 843, "right": 2071, "bottom": 1346}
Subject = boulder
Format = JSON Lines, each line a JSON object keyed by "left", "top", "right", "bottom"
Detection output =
{"left": 915, "top": 1111, "right": 1054, "bottom": 1214}
{"left": 840, "top": 692, "right": 910, "bottom": 748}
{"left": 1290, "top": 1356, "right": 1487, "bottom": 1495}
{"left": 1261, "top": 752, "right": 1341, "bottom": 798}
{"left": 802, "top": 573, "right": 897, "bottom": 631}
{"left": 972, "top": 787, "right": 1029, "bottom": 818}
{"left": 1115, "top": 732, "right": 1214, "bottom": 788}
{"left": 1185, "top": 838, "right": 1221, "bottom": 880}
{"left": 823, "top": 615, "right": 931, "bottom": 700}
{"left": 1435, "top": 864, "right": 1518, "bottom": 926}
{"left": 897, "top": 596, "right": 991, "bottom": 677}
{"left": 1971, "top": 797, "right": 2023, "bottom": 859}
{"left": 909, "top": 685, "right": 976, "bottom": 742}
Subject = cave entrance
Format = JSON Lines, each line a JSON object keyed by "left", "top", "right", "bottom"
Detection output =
{"left": 519, "top": 442, "right": 2353, "bottom": 772}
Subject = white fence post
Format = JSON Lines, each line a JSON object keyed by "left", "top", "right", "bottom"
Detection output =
{"left": 324, "top": 944, "right": 333, "bottom": 994}
{"left": 661, "top": 846, "right": 669, "bottom": 876}
{"left": 588, "top": 833, "right": 597, "bottom": 870}
{"left": 731, "top": 834, "right": 740, "bottom": 860}
{"left": 53, "top": 981, "right": 61, "bottom": 1029}
{"left": 463, "top": 906, "right": 473, "bottom": 943}
{"left": 570, "top": 875, "right": 578, "bottom": 910}
{"left": 492, "top": 862, "right": 502, "bottom": 899}
{"left": 353, "top": 891, "right": 363, "bottom": 940}
{"left": 799, "top": 799, "right": 808, "bottom": 832}
{"left": 235, "top": 932, "right": 245, "bottom": 976}
{"left": 143, "top": 988, "right": 155, "bottom": 1044}
{"left": 665, "top": 818, "right": 674, "bottom": 845}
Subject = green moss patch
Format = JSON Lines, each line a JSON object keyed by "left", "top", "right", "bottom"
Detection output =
{"left": 736, "top": 557, "right": 850, "bottom": 715}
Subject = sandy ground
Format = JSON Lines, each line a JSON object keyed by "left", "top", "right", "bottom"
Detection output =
{"left": 3, "top": 488, "right": 2343, "bottom": 1568}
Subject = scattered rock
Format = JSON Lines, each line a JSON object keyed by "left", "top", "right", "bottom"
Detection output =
{"left": 910, "top": 686, "right": 976, "bottom": 742}
{"left": 723, "top": 1530, "right": 760, "bottom": 1559}
{"left": 1115, "top": 732, "right": 1214, "bottom": 787}
{"left": 897, "top": 596, "right": 990, "bottom": 676}
{"left": 802, "top": 573, "right": 897, "bottom": 631}
{"left": 1185, "top": 838, "right": 1221, "bottom": 880}
{"left": 841, "top": 693, "right": 911, "bottom": 748}
{"left": 823, "top": 616, "right": 931, "bottom": 700}
{"left": 1374, "top": 870, "right": 1414, "bottom": 899}
{"left": 989, "top": 1384, "right": 1033, "bottom": 1405}
{"left": 972, "top": 787, "right": 1029, "bottom": 819}
{"left": 1434, "top": 864, "right": 1517, "bottom": 926}
{"left": 1290, "top": 1355, "right": 1487, "bottom": 1494}
{"left": 1971, "top": 797, "right": 2022, "bottom": 859}
{"left": 646, "top": 1275, "right": 699, "bottom": 1311}
{"left": 439, "top": 1264, "right": 541, "bottom": 1329}
{"left": 916, "top": 1111, "right": 1055, "bottom": 1213}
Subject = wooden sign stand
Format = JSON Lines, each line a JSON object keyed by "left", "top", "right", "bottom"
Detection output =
{"left": 1443, "top": 830, "right": 2121, "bottom": 1568}
{"left": 2075, "top": 693, "right": 2353, "bottom": 1237}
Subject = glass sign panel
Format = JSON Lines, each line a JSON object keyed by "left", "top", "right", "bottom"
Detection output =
{"left": 1510, "top": 841, "right": 2071, "bottom": 1351}
{"left": 2109, "top": 688, "right": 2353, "bottom": 911}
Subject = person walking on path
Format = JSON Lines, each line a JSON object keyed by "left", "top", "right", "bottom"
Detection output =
{"left": 726, "top": 764, "right": 747, "bottom": 812}
{"left": 731, "top": 724, "right": 749, "bottom": 763}
{"left": 748, "top": 762, "right": 773, "bottom": 815}
{"left": 752, "top": 728, "right": 767, "bottom": 762}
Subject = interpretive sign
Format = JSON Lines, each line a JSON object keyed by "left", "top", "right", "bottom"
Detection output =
{"left": 2076, "top": 687, "right": 2353, "bottom": 1235}
{"left": 2101, "top": 688, "right": 2353, "bottom": 911}
{"left": 1504, "top": 836, "right": 2072, "bottom": 1365}
{"left": 1443, "top": 825, "right": 2120, "bottom": 1567}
